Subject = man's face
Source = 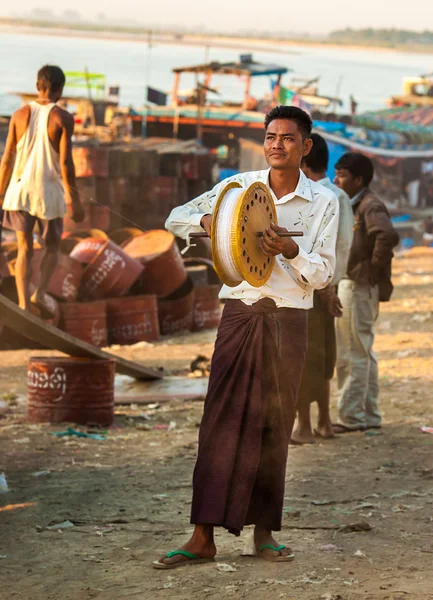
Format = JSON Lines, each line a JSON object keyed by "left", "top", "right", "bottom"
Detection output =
{"left": 334, "top": 168, "right": 364, "bottom": 199}
{"left": 264, "top": 119, "right": 312, "bottom": 171}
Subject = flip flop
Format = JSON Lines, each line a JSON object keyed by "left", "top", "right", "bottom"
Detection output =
{"left": 256, "top": 544, "right": 295, "bottom": 563}
{"left": 152, "top": 550, "right": 215, "bottom": 570}
{"left": 332, "top": 423, "right": 366, "bottom": 434}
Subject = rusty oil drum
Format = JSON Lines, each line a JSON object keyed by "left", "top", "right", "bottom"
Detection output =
{"left": 79, "top": 240, "right": 144, "bottom": 300}
{"left": 123, "top": 230, "right": 187, "bottom": 298}
{"left": 106, "top": 295, "right": 160, "bottom": 345}
{"left": 192, "top": 285, "right": 222, "bottom": 331}
{"left": 70, "top": 237, "right": 108, "bottom": 265}
{"left": 60, "top": 300, "right": 107, "bottom": 347}
{"left": 157, "top": 278, "right": 194, "bottom": 335}
{"left": 47, "top": 254, "right": 83, "bottom": 302}
{"left": 27, "top": 356, "right": 115, "bottom": 425}
{"left": 108, "top": 227, "right": 144, "bottom": 248}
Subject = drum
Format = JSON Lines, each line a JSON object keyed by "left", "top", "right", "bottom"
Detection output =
{"left": 211, "top": 181, "right": 278, "bottom": 288}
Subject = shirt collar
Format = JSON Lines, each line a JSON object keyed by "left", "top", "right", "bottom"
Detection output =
{"left": 318, "top": 176, "right": 331, "bottom": 186}
{"left": 351, "top": 187, "right": 366, "bottom": 205}
{"left": 265, "top": 168, "right": 313, "bottom": 205}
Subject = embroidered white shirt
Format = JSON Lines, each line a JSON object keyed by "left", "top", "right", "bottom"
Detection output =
{"left": 165, "top": 169, "right": 339, "bottom": 310}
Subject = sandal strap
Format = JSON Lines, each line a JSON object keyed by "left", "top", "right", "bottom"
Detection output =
{"left": 258, "top": 543, "right": 286, "bottom": 553}
{"left": 166, "top": 549, "right": 199, "bottom": 560}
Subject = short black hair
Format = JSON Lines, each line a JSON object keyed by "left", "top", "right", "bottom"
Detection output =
{"left": 37, "top": 65, "right": 66, "bottom": 93}
{"left": 302, "top": 132, "right": 328, "bottom": 172}
{"left": 264, "top": 105, "right": 312, "bottom": 139}
{"left": 335, "top": 152, "right": 374, "bottom": 186}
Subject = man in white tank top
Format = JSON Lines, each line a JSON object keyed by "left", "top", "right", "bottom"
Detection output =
{"left": 0, "top": 65, "right": 84, "bottom": 316}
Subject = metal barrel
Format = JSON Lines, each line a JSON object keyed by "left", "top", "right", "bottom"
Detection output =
{"left": 60, "top": 300, "right": 107, "bottom": 347}
{"left": 123, "top": 230, "right": 187, "bottom": 298}
{"left": 108, "top": 227, "right": 144, "bottom": 248}
{"left": 186, "top": 264, "right": 209, "bottom": 287}
{"left": 47, "top": 254, "right": 83, "bottom": 302}
{"left": 192, "top": 285, "right": 222, "bottom": 331}
{"left": 70, "top": 237, "right": 108, "bottom": 265}
{"left": 27, "top": 356, "right": 115, "bottom": 425}
{"left": 157, "top": 277, "right": 195, "bottom": 335}
{"left": 106, "top": 295, "right": 160, "bottom": 345}
{"left": 79, "top": 240, "right": 144, "bottom": 300}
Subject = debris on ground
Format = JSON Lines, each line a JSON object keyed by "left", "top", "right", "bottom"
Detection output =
{"left": 217, "top": 563, "right": 237, "bottom": 572}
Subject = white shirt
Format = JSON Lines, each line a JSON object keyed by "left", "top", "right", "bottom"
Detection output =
{"left": 165, "top": 169, "right": 339, "bottom": 310}
{"left": 318, "top": 177, "right": 353, "bottom": 285}
{"left": 3, "top": 102, "right": 65, "bottom": 220}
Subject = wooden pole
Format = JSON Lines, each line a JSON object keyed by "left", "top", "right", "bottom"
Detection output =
{"left": 84, "top": 66, "right": 97, "bottom": 138}
{"left": 171, "top": 72, "right": 181, "bottom": 108}
{"left": 243, "top": 73, "right": 252, "bottom": 110}
{"left": 273, "top": 74, "right": 282, "bottom": 105}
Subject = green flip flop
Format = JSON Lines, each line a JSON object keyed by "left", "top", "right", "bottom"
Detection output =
{"left": 257, "top": 544, "right": 295, "bottom": 563}
{"left": 152, "top": 549, "right": 215, "bottom": 570}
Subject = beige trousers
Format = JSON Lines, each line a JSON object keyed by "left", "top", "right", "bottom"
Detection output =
{"left": 336, "top": 280, "right": 381, "bottom": 429}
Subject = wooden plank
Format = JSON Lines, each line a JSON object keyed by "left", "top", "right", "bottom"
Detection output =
{"left": 0, "top": 294, "right": 163, "bottom": 381}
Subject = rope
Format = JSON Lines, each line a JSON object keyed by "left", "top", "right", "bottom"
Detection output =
{"left": 214, "top": 187, "right": 243, "bottom": 284}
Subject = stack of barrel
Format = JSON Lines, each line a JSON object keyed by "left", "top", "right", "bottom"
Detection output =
{"left": 0, "top": 226, "right": 221, "bottom": 350}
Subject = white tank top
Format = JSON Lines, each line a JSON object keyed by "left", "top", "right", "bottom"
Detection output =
{"left": 3, "top": 102, "right": 66, "bottom": 220}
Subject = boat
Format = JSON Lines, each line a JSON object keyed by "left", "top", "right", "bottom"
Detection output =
{"left": 145, "top": 54, "right": 341, "bottom": 146}
{"left": 387, "top": 73, "right": 433, "bottom": 108}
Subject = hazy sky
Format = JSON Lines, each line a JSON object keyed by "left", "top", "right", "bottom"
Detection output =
{"left": 7, "top": 0, "right": 433, "bottom": 35}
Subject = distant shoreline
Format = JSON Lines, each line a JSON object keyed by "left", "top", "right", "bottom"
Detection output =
{"left": 1, "top": 21, "right": 432, "bottom": 56}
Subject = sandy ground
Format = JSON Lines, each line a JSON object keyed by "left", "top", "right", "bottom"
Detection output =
{"left": 1, "top": 252, "right": 433, "bottom": 600}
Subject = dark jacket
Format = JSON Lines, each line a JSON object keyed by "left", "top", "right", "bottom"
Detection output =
{"left": 347, "top": 188, "right": 399, "bottom": 302}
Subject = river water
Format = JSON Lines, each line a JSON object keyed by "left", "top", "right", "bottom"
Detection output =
{"left": 1, "top": 29, "right": 432, "bottom": 117}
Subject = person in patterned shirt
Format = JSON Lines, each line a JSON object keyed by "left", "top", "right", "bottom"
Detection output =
{"left": 154, "top": 106, "right": 339, "bottom": 570}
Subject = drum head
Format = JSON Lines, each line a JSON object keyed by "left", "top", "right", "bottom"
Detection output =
{"left": 235, "top": 182, "right": 277, "bottom": 287}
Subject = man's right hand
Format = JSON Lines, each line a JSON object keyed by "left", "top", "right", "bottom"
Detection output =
{"left": 200, "top": 214, "right": 212, "bottom": 237}
{"left": 67, "top": 201, "right": 85, "bottom": 223}
{"left": 318, "top": 286, "right": 343, "bottom": 318}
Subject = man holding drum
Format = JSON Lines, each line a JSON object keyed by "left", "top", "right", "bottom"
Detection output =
{"left": 156, "top": 106, "right": 339, "bottom": 569}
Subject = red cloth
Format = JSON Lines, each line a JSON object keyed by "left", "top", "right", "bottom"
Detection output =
{"left": 191, "top": 298, "right": 308, "bottom": 535}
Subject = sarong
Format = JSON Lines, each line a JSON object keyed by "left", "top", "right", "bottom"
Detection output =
{"left": 297, "top": 291, "right": 336, "bottom": 408}
{"left": 191, "top": 298, "right": 308, "bottom": 536}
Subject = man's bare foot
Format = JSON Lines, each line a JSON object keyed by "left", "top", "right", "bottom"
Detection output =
{"left": 314, "top": 420, "right": 335, "bottom": 439}
{"left": 156, "top": 526, "right": 216, "bottom": 567}
{"left": 30, "top": 291, "right": 55, "bottom": 319}
{"left": 254, "top": 526, "right": 292, "bottom": 559}
{"left": 290, "top": 425, "right": 316, "bottom": 445}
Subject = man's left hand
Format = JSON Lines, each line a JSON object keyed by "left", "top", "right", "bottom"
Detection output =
{"left": 261, "top": 222, "right": 299, "bottom": 259}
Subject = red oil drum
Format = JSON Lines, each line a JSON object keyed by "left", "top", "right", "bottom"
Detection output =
{"left": 60, "top": 236, "right": 81, "bottom": 255}
{"left": 186, "top": 265, "right": 208, "bottom": 287}
{"left": 47, "top": 254, "right": 83, "bottom": 302}
{"left": 193, "top": 285, "right": 222, "bottom": 331}
{"left": 123, "top": 230, "right": 187, "bottom": 298}
{"left": 27, "top": 356, "right": 115, "bottom": 425}
{"left": 106, "top": 295, "right": 159, "bottom": 345}
{"left": 158, "top": 278, "right": 194, "bottom": 336}
{"left": 60, "top": 301, "right": 107, "bottom": 347}
{"left": 69, "top": 229, "right": 109, "bottom": 241}
{"left": 109, "top": 227, "right": 144, "bottom": 248}
{"left": 70, "top": 237, "right": 108, "bottom": 265}
{"left": 80, "top": 240, "right": 144, "bottom": 300}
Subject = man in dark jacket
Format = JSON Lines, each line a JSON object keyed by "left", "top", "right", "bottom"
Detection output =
{"left": 333, "top": 153, "right": 399, "bottom": 433}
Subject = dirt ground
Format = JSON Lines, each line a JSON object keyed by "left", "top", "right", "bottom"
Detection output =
{"left": 1, "top": 252, "right": 433, "bottom": 600}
